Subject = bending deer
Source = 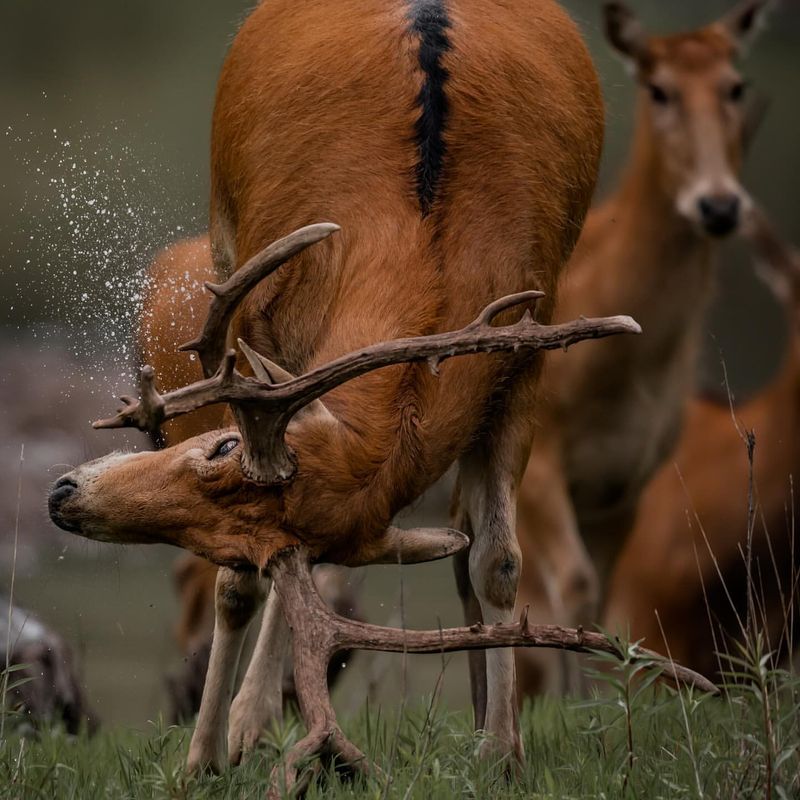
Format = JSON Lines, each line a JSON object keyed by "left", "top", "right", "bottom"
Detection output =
{"left": 142, "top": 237, "right": 369, "bottom": 726}
{"left": 46, "top": 0, "right": 641, "bottom": 780}
{"left": 515, "top": 0, "right": 770, "bottom": 695}
{"left": 605, "top": 207, "right": 800, "bottom": 678}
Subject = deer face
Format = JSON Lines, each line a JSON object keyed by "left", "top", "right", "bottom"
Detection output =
{"left": 605, "top": 1, "right": 770, "bottom": 237}
{"left": 48, "top": 429, "right": 296, "bottom": 570}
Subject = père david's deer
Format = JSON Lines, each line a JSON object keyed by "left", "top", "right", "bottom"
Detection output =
{"left": 46, "top": 0, "right": 647, "bottom": 783}
{"left": 515, "top": 0, "right": 770, "bottom": 695}
{"left": 139, "top": 235, "right": 364, "bottom": 727}
{"left": 605, "top": 207, "right": 800, "bottom": 678}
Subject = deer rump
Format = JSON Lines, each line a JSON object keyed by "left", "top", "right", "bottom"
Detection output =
{"left": 205, "top": 0, "right": 602, "bottom": 497}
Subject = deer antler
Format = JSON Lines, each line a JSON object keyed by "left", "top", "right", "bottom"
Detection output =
{"left": 96, "top": 224, "right": 641, "bottom": 483}
{"left": 264, "top": 546, "right": 717, "bottom": 797}
{"left": 180, "top": 223, "right": 342, "bottom": 379}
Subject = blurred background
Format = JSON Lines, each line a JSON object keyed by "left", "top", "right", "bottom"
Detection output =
{"left": 0, "top": 0, "right": 798, "bottom": 728}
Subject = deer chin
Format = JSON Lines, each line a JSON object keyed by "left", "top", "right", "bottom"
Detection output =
{"left": 181, "top": 529, "right": 303, "bottom": 574}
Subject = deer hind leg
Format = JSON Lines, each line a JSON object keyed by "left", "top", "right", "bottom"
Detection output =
{"left": 515, "top": 455, "right": 598, "bottom": 697}
{"left": 187, "top": 567, "right": 267, "bottom": 774}
{"left": 451, "top": 496, "right": 488, "bottom": 729}
{"left": 455, "top": 434, "right": 529, "bottom": 765}
{"left": 227, "top": 582, "right": 291, "bottom": 765}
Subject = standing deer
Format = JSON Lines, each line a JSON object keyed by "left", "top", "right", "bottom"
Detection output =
{"left": 514, "top": 0, "right": 771, "bottom": 695}
{"left": 45, "top": 0, "right": 645, "bottom": 781}
{"left": 605, "top": 207, "right": 800, "bottom": 678}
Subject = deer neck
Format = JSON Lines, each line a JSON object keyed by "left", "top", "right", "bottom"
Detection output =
{"left": 592, "top": 106, "right": 716, "bottom": 345}
{"left": 280, "top": 371, "right": 437, "bottom": 559}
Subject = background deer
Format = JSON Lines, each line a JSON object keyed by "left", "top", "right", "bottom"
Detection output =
{"left": 1, "top": 597, "right": 97, "bottom": 736}
{"left": 45, "top": 0, "right": 634, "bottom": 775}
{"left": 514, "top": 0, "right": 770, "bottom": 695}
{"left": 605, "top": 207, "right": 800, "bottom": 677}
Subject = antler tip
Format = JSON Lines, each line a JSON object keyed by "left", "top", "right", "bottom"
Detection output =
{"left": 204, "top": 280, "right": 224, "bottom": 297}
{"left": 92, "top": 417, "right": 117, "bottom": 430}
{"left": 177, "top": 338, "right": 200, "bottom": 353}
{"left": 620, "top": 316, "right": 642, "bottom": 335}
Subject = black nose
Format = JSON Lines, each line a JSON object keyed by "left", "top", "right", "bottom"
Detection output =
{"left": 48, "top": 476, "right": 80, "bottom": 531}
{"left": 698, "top": 194, "right": 741, "bottom": 237}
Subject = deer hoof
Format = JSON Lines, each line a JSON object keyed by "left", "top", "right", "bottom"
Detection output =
{"left": 227, "top": 694, "right": 282, "bottom": 766}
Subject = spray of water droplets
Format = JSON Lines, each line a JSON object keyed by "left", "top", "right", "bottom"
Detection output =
{"left": 5, "top": 121, "right": 206, "bottom": 390}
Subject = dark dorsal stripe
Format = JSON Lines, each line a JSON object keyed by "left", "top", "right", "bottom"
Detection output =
{"left": 408, "top": 0, "right": 452, "bottom": 216}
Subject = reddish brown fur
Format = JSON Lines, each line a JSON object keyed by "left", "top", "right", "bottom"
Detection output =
{"left": 51, "top": 1, "right": 605, "bottom": 761}
{"left": 138, "top": 235, "right": 224, "bottom": 444}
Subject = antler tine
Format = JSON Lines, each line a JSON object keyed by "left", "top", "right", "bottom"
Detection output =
{"left": 472, "top": 290, "right": 545, "bottom": 327}
{"left": 179, "top": 223, "right": 340, "bottom": 377}
{"left": 262, "top": 545, "right": 718, "bottom": 795}
{"left": 227, "top": 293, "right": 639, "bottom": 483}
{"left": 93, "top": 351, "right": 239, "bottom": 431}
{"left": 94, "top": 365, "right": 165, "bottom": 431}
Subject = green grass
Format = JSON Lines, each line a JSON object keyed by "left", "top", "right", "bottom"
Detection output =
{"left": 2, "top": 650, "right": 799, "bottom": 800}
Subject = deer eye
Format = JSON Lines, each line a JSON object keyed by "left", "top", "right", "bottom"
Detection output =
{"left": 728, "top": 81, "right": 747, "bottom": 103}
{"left": 209, "top": 438, "right": 240, "bottom": 460}
{"left": 648, "top": 83, "right": 671, "bottom": 105}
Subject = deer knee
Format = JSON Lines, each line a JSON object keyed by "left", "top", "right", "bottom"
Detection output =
{"left": 215, "top": 571, "right": 265, "bottom": 631}
{"left": 559, "top": 561, "right": 599, "bottom": 619}
{"left": 471, "top": 541, "right": 521, "bottom": 612}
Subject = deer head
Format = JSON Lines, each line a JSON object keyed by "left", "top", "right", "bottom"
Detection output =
{"left": 48, "top": 224, "right": 639, "bottom": 571}
{"left": 604, "top": 0, "right": 771, "bottom": 238}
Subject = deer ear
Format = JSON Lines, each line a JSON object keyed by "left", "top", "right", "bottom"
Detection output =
{"left": 350, "top": 527, "right": 470, "bottom": 566}
{"left": 718, "top": 0, "right": 771, "bottom": 54}
{"left": 603, "top": 2, "right": 649, "bottom": 71}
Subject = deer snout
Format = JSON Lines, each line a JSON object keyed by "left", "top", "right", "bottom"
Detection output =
{"left": 697, "top": 193, "right": 741, "bottom": 238}
{"left": 48, "top": 474, "right": 82, "bottom": 532}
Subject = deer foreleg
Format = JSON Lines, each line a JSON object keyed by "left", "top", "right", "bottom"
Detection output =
{"left": 187, "top": 567, "right": 266, "bottom": 773}
{"left": 227, "top": 582, "right": 291, "bottom": 765}
{"left": 457, "top": 449, "right": 524, "bottom": 765}
{"left": 516, "top": 455, "right": 599, "bottom": 697}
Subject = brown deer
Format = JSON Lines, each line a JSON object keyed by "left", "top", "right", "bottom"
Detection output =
{"left": 605, "top": 207, "right": 800, "bottom": 678}
{"left": 44, "top": 0, "right": 649, "bottom": 783}
{"left": 514, "top": 0, "right": 771, "bottom": 695}
{"left": 140, "top": 236, "right": 364, "bottom": 727}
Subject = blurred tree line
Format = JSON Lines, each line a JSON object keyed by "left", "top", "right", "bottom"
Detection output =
{"left": 0, "top": 0, "right": 798, "bottom": 391}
